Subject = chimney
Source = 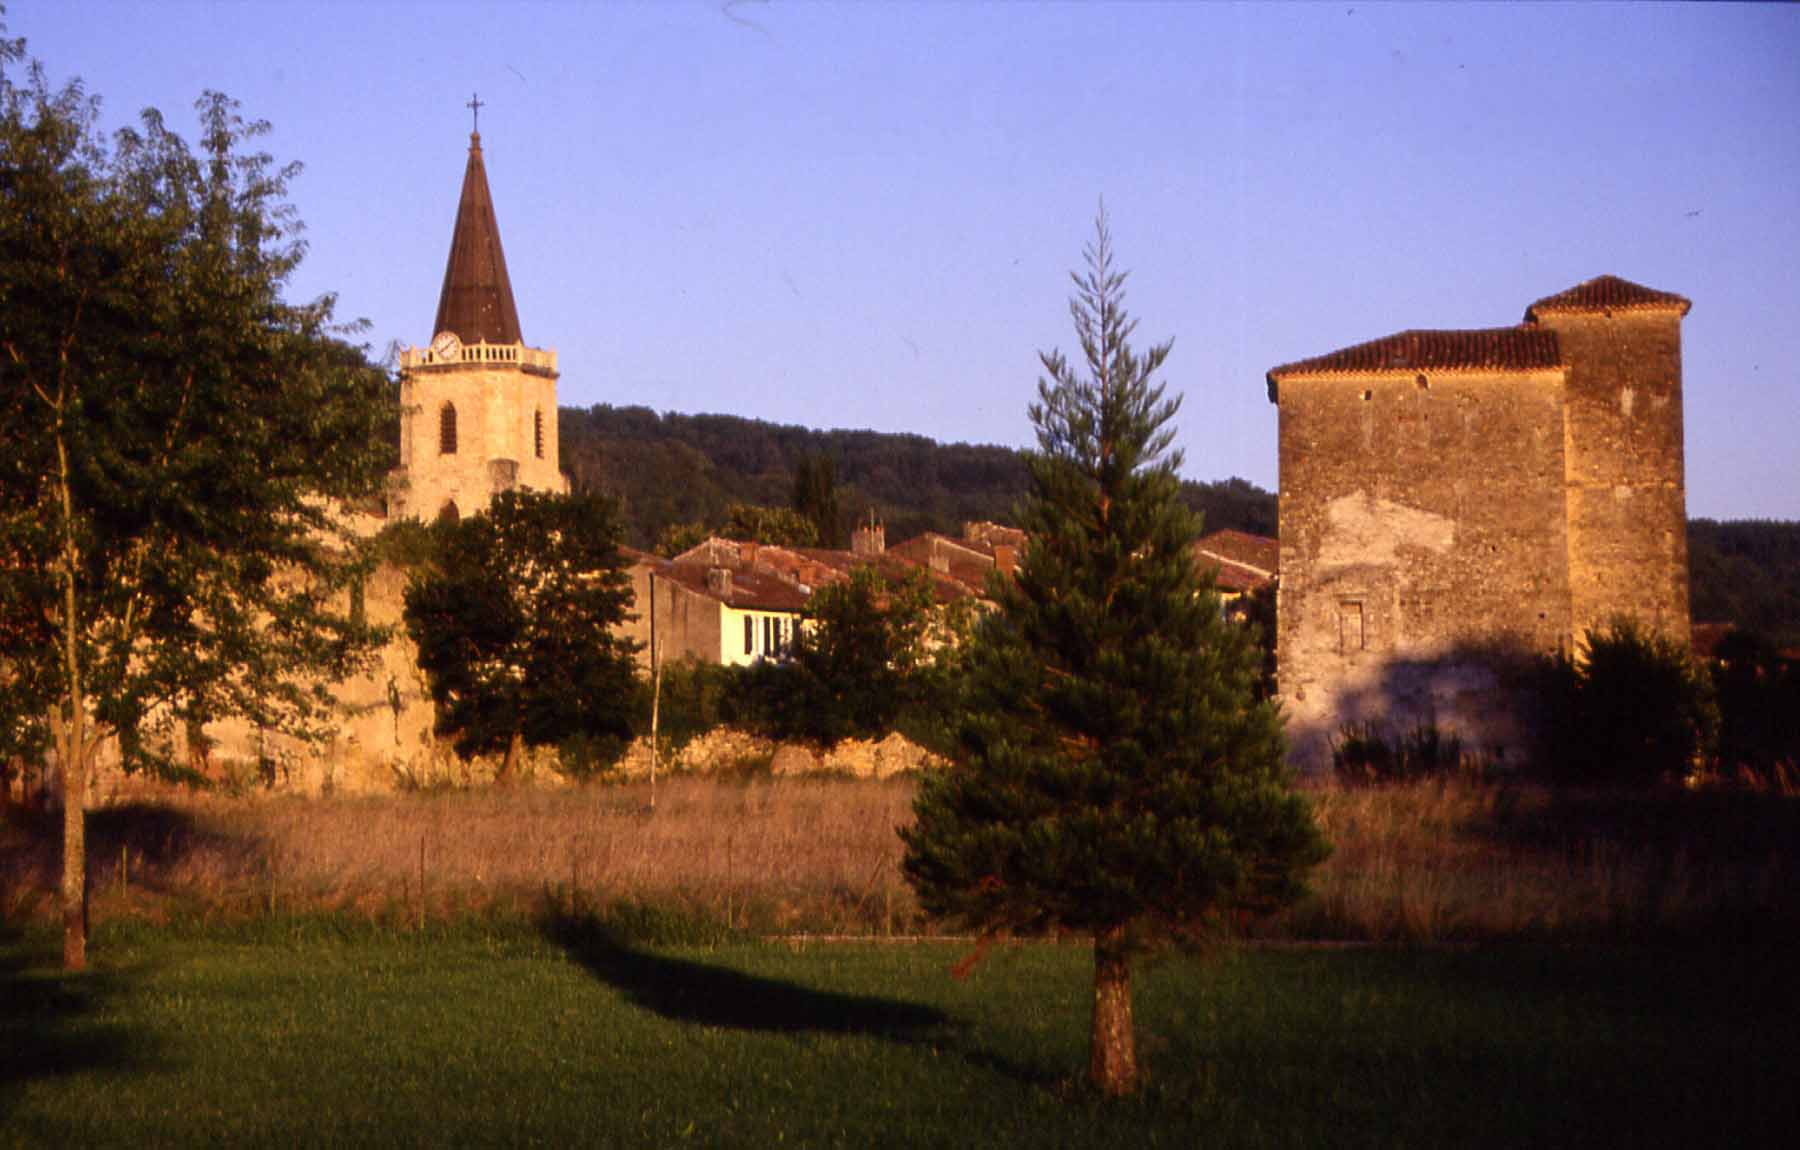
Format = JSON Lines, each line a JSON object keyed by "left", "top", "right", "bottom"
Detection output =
{"left": 852, "top": 520, "right": 886, "bottom": 556}
{"left": 705, "top": 567, "right": 732, "bottom": 599}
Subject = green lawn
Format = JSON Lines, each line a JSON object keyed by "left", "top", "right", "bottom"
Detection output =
{"left": 3, "top": 920, "right": 1794, "bottom": 1148}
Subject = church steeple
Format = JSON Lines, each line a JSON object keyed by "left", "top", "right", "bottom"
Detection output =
{"left": 433, "top": 128, "right": 523, "bottom": 346}
{"left": 391, "top": 113, "right": 565, "bottom": 524}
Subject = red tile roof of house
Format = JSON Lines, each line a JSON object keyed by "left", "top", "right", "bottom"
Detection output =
{"left": 1524, "top": 275, "right": 1691, "bottom": 321}
{"left": 1192, "top": 530, "right": 1278, "bottom": 593}
{"left": 659, "top": 563, "right": 811, "bottom": 613}
{"left": 1194, "top": 529, "right": 1278, "bottom": 575}
{"left": 1268, "top": 326, "right": 1563, "bottom": 384}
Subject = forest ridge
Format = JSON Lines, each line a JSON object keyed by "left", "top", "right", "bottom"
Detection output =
{"left": 556, "top": 403, "right": 1798, "bottom": 646}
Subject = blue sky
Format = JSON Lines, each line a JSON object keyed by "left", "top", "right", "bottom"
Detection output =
{"left": 11, "top": 2, "right": 1799, "bottom": 519}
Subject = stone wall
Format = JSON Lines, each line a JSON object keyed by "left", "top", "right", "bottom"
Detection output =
{"left": 1275, "top": 367, "right": 1573, "bottom": 769}
{"left": 1539, "top": 310, "right": 1690, "bottom": 645}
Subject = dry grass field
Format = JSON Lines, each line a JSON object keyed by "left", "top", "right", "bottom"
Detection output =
{"left": 4, "top": 773, "right": 1795, "bottom": 943}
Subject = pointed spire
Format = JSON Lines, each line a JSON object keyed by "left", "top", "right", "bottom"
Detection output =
{"left": 433, "top": 130, "right": 523, "bottom": 346}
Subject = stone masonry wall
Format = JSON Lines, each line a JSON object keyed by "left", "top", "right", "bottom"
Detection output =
{"left": 1537, "top": 311, "right": 1690, "bottom": 646}
{"left": 1276, "top": 367, "right": 1573, "bottom": 769}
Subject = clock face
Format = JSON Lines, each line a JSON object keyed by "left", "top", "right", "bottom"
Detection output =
{"left": 430, "top": 331, "right": 462, "bottom": 360}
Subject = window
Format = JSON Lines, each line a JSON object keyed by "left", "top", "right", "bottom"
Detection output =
{"left": 1339, "top": 600, "right": 1365, "bottom": 653}
{"left": 534, "top": 409, "right": 544, "bottom": 459}
{"left": 744, "top": 615, "right": 754, "bottom": 656}
{"left": 439, "top": 402, "right": 458, "bottom": 455}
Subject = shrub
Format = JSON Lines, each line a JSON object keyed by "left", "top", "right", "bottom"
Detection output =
{"left": 1707, "top": 629, "right": 1800, "bottom": 782}
{"left": 1332, "top": 722, "right": 1467, "bottom": 786}
{"left": 1535, "top": 619, "right": 1716, "bottom": 786}
{"left": 645, "top": 659, "right": 753, "bottom": 752}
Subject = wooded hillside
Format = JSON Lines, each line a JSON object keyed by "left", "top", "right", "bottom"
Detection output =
{"left": 1689, "top": 520, "right": 1800, "bottom": 647}
{"left": 558, "top": 404, "right": 1798, "bottom": 645}
{"left": 559, "top": 404, "right": 1276, "bottom": 548}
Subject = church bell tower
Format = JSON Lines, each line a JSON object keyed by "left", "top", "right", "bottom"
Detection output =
{"left": 390, "top": 109, "right": 566, "bottom": 521}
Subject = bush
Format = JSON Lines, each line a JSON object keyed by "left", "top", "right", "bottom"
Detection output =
{"left": 1535, "top": 619, "right": 1716, "bottom": 786}
{"left": 1707, "top": 630, "right": 1800, "bottom": 782}
{"left": 1332, "top": 722, "right": 1467, "bottom": 786}
{"left": 644, "top": 659, "right": 753, "bottom": 752}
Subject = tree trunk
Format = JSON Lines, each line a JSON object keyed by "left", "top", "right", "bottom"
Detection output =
{"left": 54, "top": 430, "right": 90, "bottom": 972}
{"left": 1089, "top": 923, "right": 1139, "bottom": 1096}
{"left": 61, "top": 745, "right": 87, "bottom": 970}
{"left": 500, "top": 731, "right": 522, "bottom": 782}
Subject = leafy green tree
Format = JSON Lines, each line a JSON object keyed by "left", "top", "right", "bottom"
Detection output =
{"left": 653, "top": 519, "right": 711, "bottom": 559}
{"left": 403, "top": 490, "right": 639, "bottom": 777}
{"left": 1, "top": 36, "right": 393, "bottom": 968}
{"left": 747, "top": 565, "right": 934, "bottom": 745}
{"left": 791, "top": 452, "right": 843, "bottom": 548}
{"left": 723, "top": 503, "right": 818, "bottom": 548}
{"left": 901, "top": 213, "right": 1328, "bottom": 1096}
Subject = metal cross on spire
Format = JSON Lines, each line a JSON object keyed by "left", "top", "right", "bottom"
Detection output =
{"left": 467, "top": 92, "right": 485, "bottom": 134}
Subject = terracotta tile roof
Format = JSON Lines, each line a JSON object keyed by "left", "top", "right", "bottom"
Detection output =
{"left": 1194, "top": 530, "right": 1278, "bottom": 577}
{"left": 1206, "top": 562, "right": 1267, "bottom": 594}
{"left": 658, "top": 563, "right": 811, "bottom": 613}
{"left": 1193, "top": 530, "right": 1277, "bottom": 593}
{"left": 1524, "top": 275, "right": 1691, "bottom": 321}
{"left": 790, "top": 547, "right": 984, "bottom": 604}
{"left": 1268, "top": 326, "right": 1563, "bottom": 384}
{"left": 887, "top": 532, "right": 1001, "bottom": 591}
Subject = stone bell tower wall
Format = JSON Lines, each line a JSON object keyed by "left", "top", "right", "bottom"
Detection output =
{"left": 392, "top": 348, "right": 564, "bottom": 521}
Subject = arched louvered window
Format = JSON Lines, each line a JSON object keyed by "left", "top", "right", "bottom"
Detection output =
{"left": 439, "top": 402, "right": 458, "bottom": 455}
{"left": 534, "top": 408, "right": 544, "bottom": 459}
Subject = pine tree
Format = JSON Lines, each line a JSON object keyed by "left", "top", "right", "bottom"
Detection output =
{"left": 900, "top": 210, "right": 1328, "bottom": 1097}
{"left": 791, "top": 452, "right": 843, "bottom": 549}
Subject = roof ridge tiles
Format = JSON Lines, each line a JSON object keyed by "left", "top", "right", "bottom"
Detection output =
{"left": 1268, "top": 325, "right": 1563, "bottom": 382}
{"left": 1524, "top": 275, "right": 1691, "bottom": 321}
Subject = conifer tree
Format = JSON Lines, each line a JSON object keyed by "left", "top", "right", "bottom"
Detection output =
{"left": 900, "top": 211, "right": 1328, "bottom": 1097}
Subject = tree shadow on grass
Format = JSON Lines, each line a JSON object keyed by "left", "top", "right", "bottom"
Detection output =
{"left": 0, "top": 800, "right": 261, "bottom": 904}
{"left": 541, "top": 910, "right": 1063, "bottom": 1087}
{"left": 543, "top": 910, "right": 950, "bottom": 1036}
{"left": 0, "top": 921, "right": 154, "bottom": 1124}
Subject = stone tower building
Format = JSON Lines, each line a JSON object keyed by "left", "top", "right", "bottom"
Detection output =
{"left": 1266, "top": 275, "right": 1691, "bottom": 768}
{"left": 388, "top": 130, "right": 567, "bottom": 520}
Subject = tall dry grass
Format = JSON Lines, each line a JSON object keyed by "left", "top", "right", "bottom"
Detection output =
{"left": 4, "top": 774, "right": 1795, "bottom": 942}
{"left": 2, "top": 777, "right": 920, "bottom": 935}
{"left": 1290, "top": 777, "right": 1800, "bottom": 941}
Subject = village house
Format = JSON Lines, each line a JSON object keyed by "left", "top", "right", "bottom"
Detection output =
{"left": 1267, "top": 275, "right": 1691, "bottom": 768}
{"left": 620, "top": 520, "right": 1006, "bottom": 672}
{"left": 1192, "top": 529, "right": 1278, "bottom": 601}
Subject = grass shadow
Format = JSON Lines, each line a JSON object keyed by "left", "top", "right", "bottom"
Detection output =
{"left": 1467, "top": 785, "right": 1800, "bottom": 940}
{"left": 1, "top": 801, "right": 263, "bottom": 904}
{"left": 0, "top": 922, "right": 153, "bottom": 1124}
{"left": 542, "top": 909, "right": 948, "bottom": 1036}
{"left": 540, "top": 908, "right": 1067, "bottom": 1089}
